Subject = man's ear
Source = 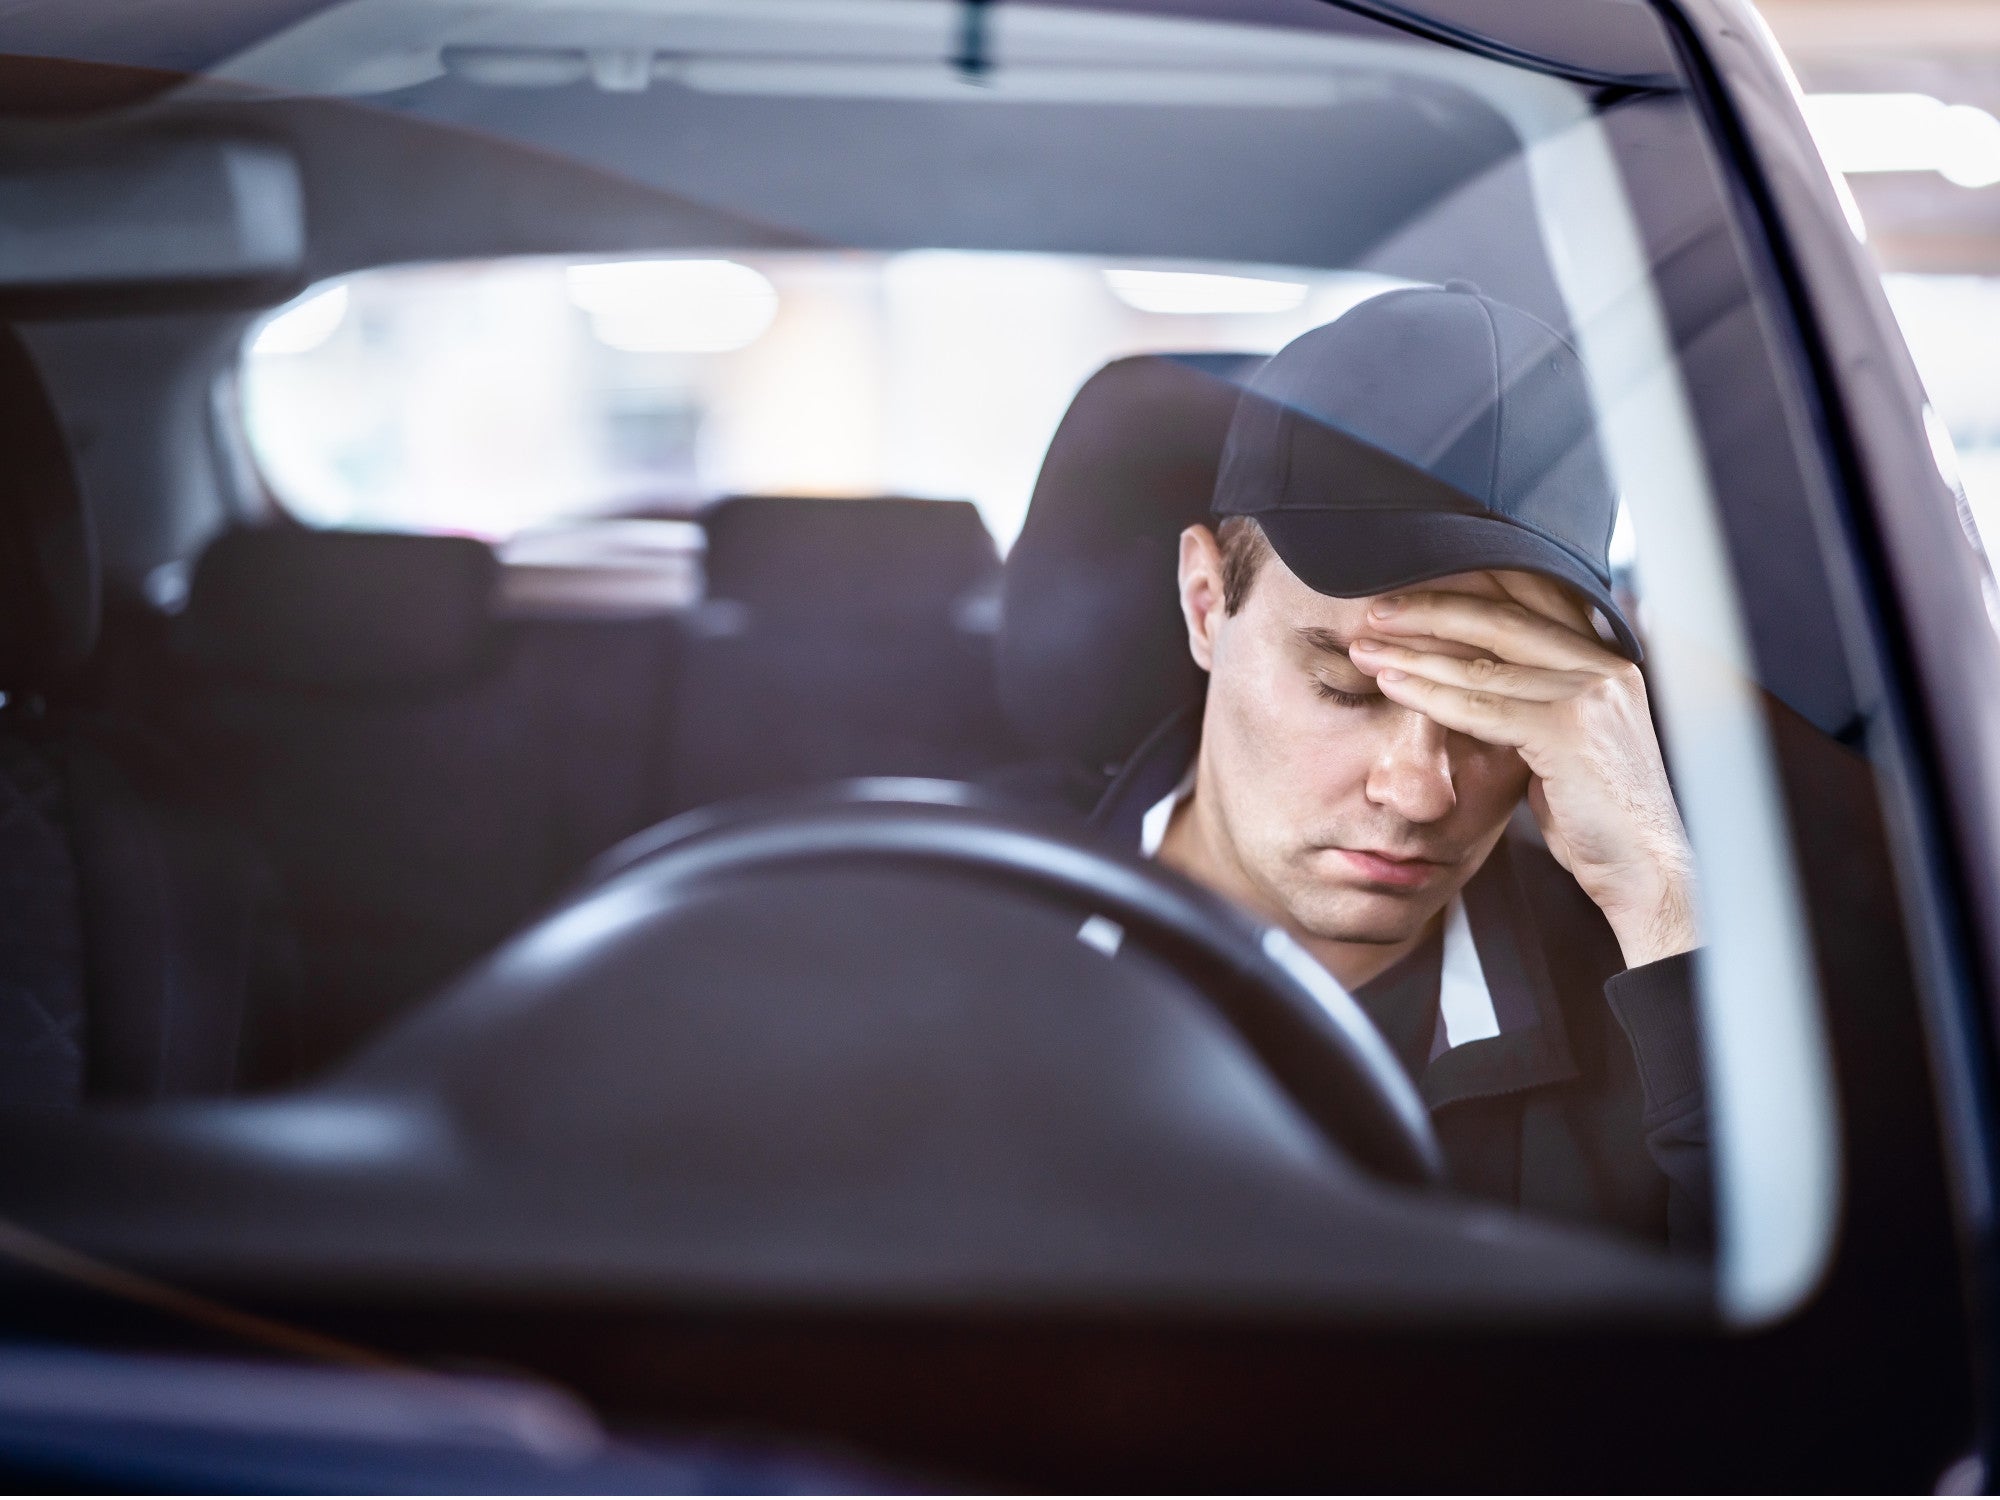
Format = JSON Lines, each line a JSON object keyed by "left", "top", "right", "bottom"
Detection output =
{"left": 1178, "top": 524, "right": 1227, "bottom": 674}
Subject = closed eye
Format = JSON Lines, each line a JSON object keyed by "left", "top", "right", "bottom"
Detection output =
{"left": 1312, "top": 680, "right": 1377, "bottom": 708}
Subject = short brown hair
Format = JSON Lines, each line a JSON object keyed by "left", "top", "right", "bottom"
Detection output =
{"left": 1217, "top": 515, "right": 1272, "bottom": 615}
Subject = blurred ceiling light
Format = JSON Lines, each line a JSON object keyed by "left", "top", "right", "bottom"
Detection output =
{"left": 1804, "top": 92, "right": 2000, "bottom": 188}
{"left": 436, "top": 46, "right": 1344, "bottom": 107}
{"left": 1308, "top": 273, "right": 1420, "bottom": 325}
{"left": 565, "top": 259, "right": 779, "bottom": 353}
{"left": 659, "top": 58, "right": 1345, "bottom": 107}
{"left": 1103, "top": 269, "right": 1309, "bottom": 315}
{"left": 441, "top": 45, "right": 587, "bottom": 88}
{"left": 250, "top": 284, "right": 349, "bottom": 355}
{"left": 588, "top": 48, "right": 652, "bottom": 94}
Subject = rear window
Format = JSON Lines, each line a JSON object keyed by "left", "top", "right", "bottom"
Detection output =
{"left": 240, "top": 252, "right": 1406, "bottom": 546}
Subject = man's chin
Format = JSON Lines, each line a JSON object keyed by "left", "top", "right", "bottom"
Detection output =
{"left": 1283, "top": 880, "right": 1443, "bottom": 948}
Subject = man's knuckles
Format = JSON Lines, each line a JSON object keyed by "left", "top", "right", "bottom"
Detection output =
{"left": 1551, "top": 676, "right": 1633, "bottom": 748}
{"left": 1463, "top": 653, "right": 1502, "bottom": 685}
{"left": 1460, "top": 687, "right": 1512, "bottom": 718}
{"left": 1374, "top": 645, "right": 1521, "bottom": 694}
{"left": 1582, "top": 669, "right": 1656, "bottom": 741}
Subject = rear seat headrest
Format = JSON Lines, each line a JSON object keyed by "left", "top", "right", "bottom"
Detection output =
{"left": 182, "top": 528, "right": 500, "bottom": 690}
{"left": 701, "top": 495, "right": 998, "bottom": 615}
{"left": 998, "top": 353, "right": 1263, "bottom": 767}
{"left": 0, "top": 325, "right": 98, "bottom": 689}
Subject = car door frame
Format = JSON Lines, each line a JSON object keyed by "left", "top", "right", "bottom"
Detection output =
{"left": 1644, "top": 0, "right": 2000, "bottom": 1476}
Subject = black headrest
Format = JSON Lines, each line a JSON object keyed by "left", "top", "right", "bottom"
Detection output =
{"left": 181, "top": 528, "right": 500, "bottom": 690}
{"left": 0, "top": 324, "right": 98, "bottom": 689}
{"left": 701, "top": 495, "right": 998, "bottom": 616}
{"left": 998, "top": 354, "right": 1263, "bottom": 766}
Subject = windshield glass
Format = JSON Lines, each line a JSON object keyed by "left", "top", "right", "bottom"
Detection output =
{"left": 0, "top": 0, "right": 1857, "bottom": 1363}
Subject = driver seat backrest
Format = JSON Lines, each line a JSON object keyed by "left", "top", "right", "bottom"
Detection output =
{"left": 996, "top": 353, "right": 1264, "bottom": 782}
{"left": 0, "top": 324, "right": 295, "bottom": 1105}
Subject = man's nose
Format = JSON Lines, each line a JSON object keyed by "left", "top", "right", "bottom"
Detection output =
{"left": 1363, "top": 707, "right": 1456, "bottom": 824}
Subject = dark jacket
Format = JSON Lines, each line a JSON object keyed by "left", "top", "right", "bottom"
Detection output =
{"left": 1062, "top": 703, "right": 1712, "bottom": 1253}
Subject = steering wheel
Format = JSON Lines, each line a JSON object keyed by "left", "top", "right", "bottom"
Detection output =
{"left": 567, "top": 780, "right": 1444, "bottom": 1188}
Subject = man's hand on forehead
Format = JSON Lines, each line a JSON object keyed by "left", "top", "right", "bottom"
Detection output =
{"left": 1490, "top": 568, "right": 1602, "bottom": 638}
{"left": 1330, "top": 572, "right": 1598, "bottom": 667}
{"left": 1353, "top": 584, "right": 1613, "bottom": 688}
{"left": 1344, "top": 575, "right": 1699, "bottom": 970}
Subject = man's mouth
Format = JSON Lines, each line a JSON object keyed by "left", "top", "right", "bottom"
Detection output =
{"left": 1331, "top": 848, "right": 1452, "bottom": 889}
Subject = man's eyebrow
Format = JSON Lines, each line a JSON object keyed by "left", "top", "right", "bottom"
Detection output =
{"left": 1294, "top": 626, "right": 1354, "bottom": 657}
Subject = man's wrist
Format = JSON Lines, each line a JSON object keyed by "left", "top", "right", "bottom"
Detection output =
{"left": 1603, "top": 869, "right": 1700, "bottom": 970}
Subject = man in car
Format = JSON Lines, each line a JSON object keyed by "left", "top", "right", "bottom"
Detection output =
{"left": 1098, "top": 284, "right": 1707, "bottom": 1248}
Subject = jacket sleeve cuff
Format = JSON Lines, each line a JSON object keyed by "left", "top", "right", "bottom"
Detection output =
{"left": 1605, "top": 950, "right": 1704, "bottom": 1115}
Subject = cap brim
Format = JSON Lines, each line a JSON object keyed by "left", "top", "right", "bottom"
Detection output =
{"left": 1254, "top": 508, "right": 1642, "bottom": 663}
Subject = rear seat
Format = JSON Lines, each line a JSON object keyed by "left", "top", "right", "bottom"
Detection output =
{"left": 162, "top": 495, "right": 1029, "bottom": 1071}
{"left": 171, "top": 527, "right": 682, "bottom": 1074}
{"left": 669, "top": 495, "right": 1018, "bottom": 811}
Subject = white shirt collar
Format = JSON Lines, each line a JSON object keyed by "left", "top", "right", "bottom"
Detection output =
{"left": 1132, "top": 763, "right": 1501, "bottom": 1053}
{"left": 1138, "top": 758, "right": 1199, "bottom": 859}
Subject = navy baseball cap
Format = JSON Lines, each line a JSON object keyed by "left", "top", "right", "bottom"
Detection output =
{"left": 1212, "top": 282, "right": 1639, "bottom": 661}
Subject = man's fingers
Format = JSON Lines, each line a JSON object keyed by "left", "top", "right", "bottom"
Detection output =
{"left": 1349, "top": 638, "right": 1592, "bottom": 703}
{"left": 1490, "top": 569, "right": 1596, "bottom": 637}
{"left": 1366, "top": 589, "right": 1615, "bottom": 673}
{"left": 1370, "top": 666, "right": 1535, "bottom": 748}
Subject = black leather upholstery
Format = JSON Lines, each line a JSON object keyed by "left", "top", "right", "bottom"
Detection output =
{"left": 0, "top": 733, "right": 86, "bottom": 1105}
{"left": 0, "top": 331, "right": 91, "bottom": 1104}
{"left": 0, "top": 326, "right": 289, "bottom": 1104}
{"left": 67, "top": 723, "right": 299, "bottom": 1097}
{"left": 670, "top": 495, "right": 1015, "bottom": 812}
{"left": 703, "top": 494, "right": 999, "bottom": 618}
{"left": 174, "top": 528, "right": 682, "bottom": 1072}
{"left": 0, "top": 327, "right": 96, "bottom": 690}
{"left": 997, "top": 353, "right": 1263, "bottom": 769}
{"left": 181, "top": 528, "right": 499, "bottom": 690}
